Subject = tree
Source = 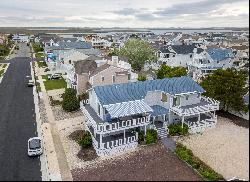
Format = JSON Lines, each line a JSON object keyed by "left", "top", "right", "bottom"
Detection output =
{"left": 118, "top": 39, "right": 156, "bottom": 71}
{"left": 201, "top": 68, "right": 248, "bottom": 113}
{"left": 156, "top": 64, "right": 187, "bottom": 79}
{"left": 62, "top": 88, "right": 80, "bottom": 112}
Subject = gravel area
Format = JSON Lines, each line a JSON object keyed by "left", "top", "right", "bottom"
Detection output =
{"left": 39, "top": 99, "right": 48, "bottom": 124}
{"left": 72, "top": 143, "right": 202, "bottom": 181}
{"left": 52, "top": 105, "right": 83, "bottom": 121}
{"left": 178, "top": 116, "right": 249, "bottom": 180}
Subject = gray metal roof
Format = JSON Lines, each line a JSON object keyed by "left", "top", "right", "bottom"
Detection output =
{"left": 94, "top": 76, "right": 205, "bottom": 106}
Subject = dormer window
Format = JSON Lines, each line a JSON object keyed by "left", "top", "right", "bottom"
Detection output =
{"left": 101, "top": 76, "right": 104, "bottom": 82}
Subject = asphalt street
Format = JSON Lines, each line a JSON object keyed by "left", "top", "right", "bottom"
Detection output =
{"left": 0, "top": 43, "right": 41, "bottom": 181}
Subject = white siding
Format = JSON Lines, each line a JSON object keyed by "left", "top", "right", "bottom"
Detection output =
{"left": 179, "top": 93, "right": 200, "bottom": 107}
{"left": 144, "top": 91, "right": 171, "bottom": 109}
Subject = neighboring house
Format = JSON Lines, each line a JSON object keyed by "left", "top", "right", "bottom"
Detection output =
{"left": 12, "top": 34, "right": 30, "bottom": 43}
{"left": 66, "top": 56, "right": 137, "bottom": 95}
{"left": 81, "top": 76, "right": 219, "bottom": 156}
{"left": 188, "top": 47, "right": 235, "bottom": 82}
{"left": 158, "top": 44, "right": 204, "bottom": 68}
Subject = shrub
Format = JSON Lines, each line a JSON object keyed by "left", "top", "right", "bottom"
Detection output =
{"left": 175, "top": 143, "right": 224, "bottom": 181}
{"left": 78, "top": 92, "right": 89, "bottom": 101}
{"left": 77, "top": 131, "right": 92, "bottom": 148}
{"left": 62, "top": 88, "right": 80, "bottom": 112}
{"left": 137, "top": 74, "right": 147, "bottom": 81}
{"left": 168, "top": 123, "right": 188, "bottom": 136}
{"left": 138, "top": 130, "right": 145, "bottom": 144}
{"left": 145, "top": 129, "right": 158, "bottom": 144}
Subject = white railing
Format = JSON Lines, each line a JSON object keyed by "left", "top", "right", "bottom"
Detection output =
{"left": 82, "top": 99, "right": 89, "bottom": 104}
{"left": 170, "top": 97, "right": 220, "bottom": 116}
{"left": 81, "top": 102, "right": 151, "bottom": 134}
{"left": 184, "top": 116, "right": 217, "bottom": 134}
{"left": 90, "top": 131, "right": 138, "bottom": 157}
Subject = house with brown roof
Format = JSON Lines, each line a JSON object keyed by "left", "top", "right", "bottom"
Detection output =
{"left": 66, "top": 56, "right": 137, "bottom": 95}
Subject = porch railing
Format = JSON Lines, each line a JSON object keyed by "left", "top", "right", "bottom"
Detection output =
{"left": 81, "top": 102, "right": 151, "bottom": 134}
{"left": 184, "top": 116, "right": 217, "bottom": 134}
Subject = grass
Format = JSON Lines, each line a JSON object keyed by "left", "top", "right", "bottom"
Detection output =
{"left": 35, "top": 52, "right": 45, "bottom": 59}
{"left": 42, "top": 75, "right": 67, "bottom": 91}
{"left": 175, "top": 143, "right": 224, "bottom": 181}
{"left": 37, "top": 61, "right": 47, "bottom": 68}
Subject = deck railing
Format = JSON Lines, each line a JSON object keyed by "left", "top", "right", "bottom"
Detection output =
{"left": 81, "top": 102, "right": 151, "bottom": 134}
{"left": 170, "top": 96, "right": 220, "bottom": 116}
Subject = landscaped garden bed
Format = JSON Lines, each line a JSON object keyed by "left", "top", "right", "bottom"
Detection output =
{"left": 69, "top": 130, "right": 98, "bottom": 161}
{"left": 168, "top": 123, "right": 189, "bottom": 136}
{"left": 175, "top": 142, "right": 224, "bottom": 181}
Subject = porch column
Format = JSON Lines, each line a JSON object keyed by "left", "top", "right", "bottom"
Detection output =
{"left": 144, "top": 125, "right": 147, "bottom": 135}
{"left": 181, "top": 116, "right": 185, "bottom": 128}
{"left": 213, "top": 111, "right": 216, "bottom": 118}
{"left": 100, "top": 134, "right": 102, "bottom": 146}
{"left": 124, "top": 129, "right": 126, "bottom": 141}
{"left": 198, "top": 113, "right": 201, "bottom": 122}
{"left": 169, "top": 111, "right": 171, "bottom": 123}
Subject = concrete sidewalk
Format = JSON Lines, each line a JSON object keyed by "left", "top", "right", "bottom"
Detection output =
{"left": 35, "top": 62, "right": 73, "bottom": 181}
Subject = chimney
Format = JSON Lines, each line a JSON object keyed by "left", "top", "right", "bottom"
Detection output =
{"left": 111, "top": 56, "right": 119, "bottom": 66}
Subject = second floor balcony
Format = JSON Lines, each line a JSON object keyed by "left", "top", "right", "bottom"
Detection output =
{"left": 81, "top": 101, "right": 151, "bottom": 134}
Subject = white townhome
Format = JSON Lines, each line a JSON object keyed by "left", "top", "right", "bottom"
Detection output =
{"left": 81, "top": 76, "right": 219, "bottom": 157}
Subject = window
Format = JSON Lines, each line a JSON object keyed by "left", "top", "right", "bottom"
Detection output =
{"left": 128, "top": 74, "right": 131, "bottom": 80}
{"left": 173, "top": 54, "right": 176, "bottom": 57}
{"left": 101, "top": 76, "right": 104, "bottom": 82}
{"left": 166, "top": 54, "right": 170, "bottom": 58}
{"left": 98, "top": 104, "right": 101, "bottom": 115}
{"left": 186, "top": 95, "right": 189, "bottom": 100}
{"left": 190, "top": 54, "right": 193, "bottom": 58}
{"left": 112, "top": 75, "right": 116, "bottom": 83}
{"left": 161, "top": 93, "right": 168, "bottom": 102}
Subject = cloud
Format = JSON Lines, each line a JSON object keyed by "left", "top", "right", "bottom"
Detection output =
{"left": 0, "top": 0, "right": 248, "bottom": 27}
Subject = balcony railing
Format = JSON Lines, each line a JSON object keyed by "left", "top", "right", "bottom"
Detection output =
{"left": 81, "top": 102, "right": 151, "bottom": 134}
{"left": 170, "top": 96, "right": 220, "bottom": 116}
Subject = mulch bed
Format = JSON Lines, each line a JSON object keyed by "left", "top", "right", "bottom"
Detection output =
{"left": 216, "top": 110, "right": 249, "bottom": 128}
{"left": 69, "top": 130, "right": 98, "bottom": 162}
{"left": 71, "top": 142, "right": 202, "bottom": 181}
{"left": 77, "top": 147, "right": 98, "bottom": 162}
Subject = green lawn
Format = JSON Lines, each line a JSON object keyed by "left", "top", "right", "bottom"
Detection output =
{"left": 42, "top": 75, "right": 67, "bottom": 91}
{"left": 37, "top": 61, "right": 47, "bottom": 68}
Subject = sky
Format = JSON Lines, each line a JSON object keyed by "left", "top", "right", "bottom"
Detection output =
{"left": 0, "top": 0, "right": 249, "bottom": 28}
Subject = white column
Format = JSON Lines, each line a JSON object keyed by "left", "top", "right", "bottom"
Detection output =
{"left": 169, "top": 111, "right": 171, "bottom": 124}
{"left": 198, "top": 113, "right": 201, "bottom": 122}
{"left": 124, "top": 129, "right": 125, "bottom": 139}
{"left": 213, "top": 111, "right": 216, "bottom": 118}
{"left": 144, "top": 125, "right": 147, "bottom": 135}
{"left": 100, "top": 134, "right": 102, "bottom": 146}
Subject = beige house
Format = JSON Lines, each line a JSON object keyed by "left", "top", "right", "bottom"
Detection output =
{"left": 70, "top": 56, "right": 133, "bottom": 95}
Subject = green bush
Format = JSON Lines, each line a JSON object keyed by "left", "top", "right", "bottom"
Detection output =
{"left": 145, "top": 129, "right": 158, "bottom": 144}
{"left": 138, "top": 130, "right": 145, "bottom": 144}
{"left": 168, "top": 123, "right": 188, "bottom": 136}
{"left": 137, "top": 74, "right": 147, "bottom": 81}
{"left": 62, "top": 88, "right": 80, "bottom": 112}
{"left": 176, "top": 143, "right": 224, "bottom": 181}
{"left": 77, "top": 130, "right": 92, "bottom": 148}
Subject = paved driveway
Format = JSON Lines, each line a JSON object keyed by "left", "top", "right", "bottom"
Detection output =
{"left": 0, "top": 43, "right": 41, "bottom": 180}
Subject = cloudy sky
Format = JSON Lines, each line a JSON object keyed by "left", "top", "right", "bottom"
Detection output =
{"left": 0, "top": 0, "right": 249, "bottom": 27}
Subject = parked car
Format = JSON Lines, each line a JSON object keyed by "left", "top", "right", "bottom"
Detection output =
{"left": 27, "top": 137, "right": 43, "bottom": 157}
{"left": 27, "top": 80, "right": 35, "bottom": 87}
{"left": 48, "top": 74, "right": 61, "bottom": 80}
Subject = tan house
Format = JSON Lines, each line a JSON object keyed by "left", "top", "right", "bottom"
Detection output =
{"left": 69, "top": 56, "right": 134, "bottom": 95}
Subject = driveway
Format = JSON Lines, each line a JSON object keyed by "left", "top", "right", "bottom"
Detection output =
{"left": 0, "top": 43, "right": 41, "bottom": 180}
{"left": 178, "top": 116, "right": 249, "bottom": 180}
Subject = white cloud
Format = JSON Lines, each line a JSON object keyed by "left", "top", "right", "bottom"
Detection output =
{"left": 0, "top": 0, "right": 248, "bottom": 27}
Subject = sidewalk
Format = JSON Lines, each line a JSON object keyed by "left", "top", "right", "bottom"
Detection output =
{"left": 36, "top": 62, "right": 73, "bottom": 181}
